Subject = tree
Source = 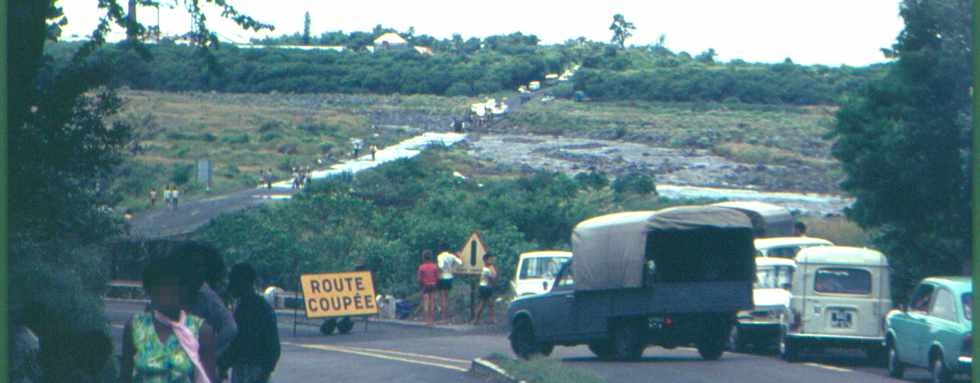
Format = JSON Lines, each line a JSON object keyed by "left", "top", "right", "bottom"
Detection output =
{"left": 609, "top": 14, "right": 635, "bottom": 49}
{"left": 830, "top": 0, "right": 972, "bottom": 297}
{"left": 8, "top": 1, "right": 271, "bottom": 380}
{"left": 302, "top": 11, "right": 311, "bottom": 45}
{"left": 696, "top": 48, "right": 717, "bottom": 64}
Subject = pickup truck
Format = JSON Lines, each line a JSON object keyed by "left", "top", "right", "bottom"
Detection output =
{"left": 507, "top": 206, "right": 756, "bottom": 360}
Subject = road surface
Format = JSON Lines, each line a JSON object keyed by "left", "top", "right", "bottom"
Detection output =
{"left": 106, "top": 300, "right": 959, "bottom": 383}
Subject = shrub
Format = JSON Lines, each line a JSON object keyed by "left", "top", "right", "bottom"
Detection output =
{"left": 260, "top": 132, "right": 281, "bottom": 142}
{"left": 171, "top": 163, "right": 194, "bottom": 185}
{"left": 612, "top": 172, "right": 656, "bottom": 195}
{"left": 201, "top": 132, "right": 217, "bottom": 142}
{"left": 221, "top": 133, "right": 250, "bottom": 144}
{"left": 574, "top": 170, "right": 609, "bottom": 190}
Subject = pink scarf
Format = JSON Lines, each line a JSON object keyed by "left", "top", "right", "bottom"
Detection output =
{"left": 154, "top": 310, "right": 211, "bottom": 383}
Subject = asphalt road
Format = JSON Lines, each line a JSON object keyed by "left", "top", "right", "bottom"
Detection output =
{"left": 107, "top": 300, "right": 967, "bottom": 383}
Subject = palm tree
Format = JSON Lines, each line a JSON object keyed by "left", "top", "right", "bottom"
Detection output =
{"left": 609, "top": 14, "right": 636, "bottom": 49}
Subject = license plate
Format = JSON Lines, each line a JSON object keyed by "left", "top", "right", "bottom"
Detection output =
{"left": 829, "top": 309, "right": 853, "bottom": 328}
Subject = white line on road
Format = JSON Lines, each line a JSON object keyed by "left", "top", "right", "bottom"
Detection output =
{"left": 803, "top": 362, "right": 853, "bottom": 373}
{"left": 337, "top": 345, "right": 470, "bottom": 364}
{"left": 283, "top": 342, "right": 469, "bottom": 372}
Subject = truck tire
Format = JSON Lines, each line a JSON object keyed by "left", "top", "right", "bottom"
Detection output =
{"left": 337, "top": 317, "right": 354, "bottom": 334}
{"left": 588, "top": 341, "right": 615, "bottom": 360}
{"left": 886, "top": 340, "right": 905, "bottom": 379}
{"left": 778, "top": 329, "right": 799, "bottom": 362}
{"left": 727, "top": 326, "right": 747, "bottom": 353}
{"left": 320, "top": 319, "right": 337, "bottom": 335}
{"left": 611, "top": 322, "right": 644, "bottom": 361}
{"left": 510, "top": 318, "right": 541, "bottom": 359}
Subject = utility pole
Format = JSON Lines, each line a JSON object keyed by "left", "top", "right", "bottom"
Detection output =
{"left": 126, "top": 0, "right": 138, "bottom": 41}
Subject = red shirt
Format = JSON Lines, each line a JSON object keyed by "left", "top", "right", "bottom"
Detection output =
{"left": 417, "top": 261, "right": 439, "bottom": 286}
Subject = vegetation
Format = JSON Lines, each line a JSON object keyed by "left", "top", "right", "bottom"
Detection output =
{"left": 484, "top": 353, "right": 605, "bottom": 383}
{"left": 830, "top": 0, "right": 972, "bottom": 298}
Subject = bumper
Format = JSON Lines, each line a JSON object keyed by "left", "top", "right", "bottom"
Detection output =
{"left": 957, "top": 356, "right": 971, "bottom": 371}
{"left": 736, "top": 322, "right": 781, "bottom": 336}
{"left": 786, "top": 334, "right": 884, "bottom": 348}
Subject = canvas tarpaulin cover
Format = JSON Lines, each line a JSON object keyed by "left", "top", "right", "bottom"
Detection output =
{"left": 571, "top": 206, "right": 754, "bottom": 291}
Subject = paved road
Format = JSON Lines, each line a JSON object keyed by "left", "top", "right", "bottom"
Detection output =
{"left": 107, "top": 300, "right": 963, "bottom": 383}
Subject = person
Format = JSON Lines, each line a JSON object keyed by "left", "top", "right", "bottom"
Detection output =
{"left": 794, "top": 221, "right": 807, "bottom": 236}
{"left": 172, "top": 186, "right": 180, "bottom": 210}
{"left": 416, "top": 250, "right": 439, "bottom": 325}
{"left": 121, "top": 252, "right": 217, "bottom": 383}
{"left": 369, "top": 144, "right": 378, "bottom": 161}
{"left": 219, "top": 263, "right": 281, "bottom": 383}
{"left": 265, "top": 170, "right": 273, "bottom": 189}
{"left": 471, "top": 253, "right": 497, "bottom": 325}
{"left": 436, "top": 251, "right": 462, "bottom": 323}
{"left": 291, "top": 168, "right": 300, "bottom": 190}
{"left": 149, "top": 188, "right": 158, "bottom": 208}
{"left": 181, "top": 241, "right": 239, "bottom": 358}
{"left": 163, "top": 185, "right": 173, "bottom": 210}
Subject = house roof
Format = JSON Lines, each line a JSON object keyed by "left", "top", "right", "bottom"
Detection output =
{"left": 413, "top": 46, "right": 433, "bottom": 55}
{"left": 374, "top": 32, "right": 408, "bottom": 45}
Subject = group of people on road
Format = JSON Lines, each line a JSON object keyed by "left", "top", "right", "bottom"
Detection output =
{"left": 150, "top": 185, "right": 181, "bottom": 210}
{"left": 121, "top": 240, "right": 280, "bottom": 383}
{"left": 290, "top": 166, "right": 313, "bottom": 190}
{"left": 416, "top": 250, "right": 497, "bottom": 326}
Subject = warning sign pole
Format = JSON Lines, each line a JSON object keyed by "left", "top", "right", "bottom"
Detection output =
{"left": 469, "top": 277, "right": 477, "bottom": 321}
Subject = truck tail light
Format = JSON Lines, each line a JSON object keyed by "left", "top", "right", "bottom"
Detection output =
{"left": 962, "top": 334, "right": 972, "bottom": 357}
{"left": 665, "top": 316, "right": 672, "bottom": 326}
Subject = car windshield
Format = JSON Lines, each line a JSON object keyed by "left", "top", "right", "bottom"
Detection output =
{"left": 814, "top": 268, "right": 871, "bottom": 295}
{"left": 754, "top": 265, "right": 794, "bottom": 289}
{"left": 963, "top": 293, "right": 972, "bottom": 320}
{"left": 519, "top": 256, "right": 569, "bottom": 280}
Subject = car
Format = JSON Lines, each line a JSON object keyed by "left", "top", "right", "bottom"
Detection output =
{"left": 885, "top": 276, "right": 972, "bottom": 382}
{"left": 510, "top": 251, "right": 572, "bottom": 298}
{"left": 729, "top": 257, "right": 796, "bottom": 352}
{"left": 755, "top": 236, "right": 834, "bottom": 258}
{"left": 779, "top": 246, "right": 892, "bottom": 362}
{"left": 507, "top": 206, "right": 756, "bottom": 361}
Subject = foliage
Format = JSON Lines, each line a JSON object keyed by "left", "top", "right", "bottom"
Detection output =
{"left": 829, "top": 0, "right": 972, "bottom": 298}
{"left": 612, "top": 172, "right": 656, "bottom": 195}
{"left": 609, "top": 14, "right": 636, "bottom": 49}
{"left": 485, "top": 353, "right": 604, "bottom": 383}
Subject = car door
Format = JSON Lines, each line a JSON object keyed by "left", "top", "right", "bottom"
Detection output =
{"left": 927, "top": 287, "right": 962, "bottom": 367}
{"left": 533, "top": 262, "right": 576, "bottom": 341}
{"left": 895, "top": 283, "right": 935, "bottom": 366}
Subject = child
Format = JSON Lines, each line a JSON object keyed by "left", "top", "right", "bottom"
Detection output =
{"left": 472, "top": 253, "right": 497, "bottom": 325}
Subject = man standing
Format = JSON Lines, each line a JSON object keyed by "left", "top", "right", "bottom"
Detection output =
{"left": 220, "top": 263, "right": 281, "bottom": 383}
{"left": 416, "top": 250, "right": 439, "bottom": 326}
{"left": 149, "top": 188, "right": 157, "bottom": 208}
{"left": 171, "top": 186, "right": 180, "bottom": 210}
{"left": 163, "top": 185, "right": 173, "bottom": 210}
{"left": 471, "top": 253, "right": 497, "bottom": 325}
{"left": 183, "top": 241, "right": 239, "bottom": 357}
{"left": 436, "top": 251, "right": 462, "bottom": 323}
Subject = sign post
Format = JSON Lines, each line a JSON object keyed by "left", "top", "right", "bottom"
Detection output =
{"left": 456, "top": 232, "right": 488, "bottom": 321}
{"left": 299, "top": 271, "right": 379, "bottom": 319}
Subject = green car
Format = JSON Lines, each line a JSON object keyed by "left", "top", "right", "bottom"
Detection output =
{"left": 885, "top": 276, "right": 972, "bottom": 382}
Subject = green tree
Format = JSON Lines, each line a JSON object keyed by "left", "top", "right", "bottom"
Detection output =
{"left": 609, "top": 14, "right": 635, "bottom": 49}
{"left": 830, "top": 0, "right": 972, "bottom": 296}
{"left": 302, "top": 11, "right": 311, "bottom": 45}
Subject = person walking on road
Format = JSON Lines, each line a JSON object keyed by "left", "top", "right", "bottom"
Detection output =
{"left": 172, "top": 186, "right": 180, "bottom": 210}
{"left": 121, "top": 252, "right": 218, "bottom": 383}
{"left": 471, "top": 253, "right": 497, "bottom": 325}
{"left": 265, "top": 169, "right": 273, "bottom": 189}
{"left": 182, "top": 241, "right": 238, "bottom": 358}
{"left": 436, "top": 251, "right": 463, "bottom": 323}
{"left": 416, "top": 250, "right": 439, "bottom": 326}
{"left": 369, "top": 144, "right": 378, "bottom": 161}
{"left": 149, "top": 188, "right": 158, "bottom": 208}
{"left": 219, "top": 263, "right": 281, "bottom": 383}
{"left": 163, "top": 185, "right": 173, "bottom": 210}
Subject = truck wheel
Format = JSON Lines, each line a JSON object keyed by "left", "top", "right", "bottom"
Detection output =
{"left": 588, "top": 341, "right": 615, "bottom": 360}
{"left": 320, "top": 319, "right": 337, "bottom": 335}
{"left": 337, "top": 317, "right": 354, "bottom": 334}
{"left": 931, "top": 353, "right": 952, "bottom": 383}
{"left": 510, "top": 318, "right": 540, "bottom": 359}
{"left": 778, "top": 329, "right": 799, "bottom": 362}
{"left": 697, "top": 330, "right": 726, "bottom": 360}
{"left": 887, "top": 341, "right": 905, "bottom": 379}
{"left": 539, "top": 344, "right": 554, "bottom": 357}
{"left": 727, "top": 326, "right": 747, "bottom": 353}
{"left": 611, "top": 322, "right": 644, "bottom": 361}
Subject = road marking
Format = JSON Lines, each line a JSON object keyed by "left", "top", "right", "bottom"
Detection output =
{"left": 803, "top": 362, "right": 853, "bottom": 373}
{"left": 283, "top": 342, "right": 469, "bottom": 372}
{"left": 337, "top": 345, "right": 470, "bottom": 364}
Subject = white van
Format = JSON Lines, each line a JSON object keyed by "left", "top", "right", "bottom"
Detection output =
{"left": 779, "top": 246, "right": 892, "bottom": 362}
{"left": 730, "top": 257, "right": 796, "bottom": 352}
{"left": 510, "top": 251, "right": 571, "bottom": 297}
{"left": 755, "top": 236, "right": 833, "bottom": 258}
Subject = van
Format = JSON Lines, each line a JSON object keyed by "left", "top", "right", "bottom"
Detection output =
{"left": 730, "top": 257, "right": 796, "bottom": 352}
{"left": 779, "top": 246, "right": 891, "bottom": 362}
{"left": 755, "top": 237, "right": 833, "bottom": 258}
{"left": 511, "top": 251, "right": 572, "bottom": 297}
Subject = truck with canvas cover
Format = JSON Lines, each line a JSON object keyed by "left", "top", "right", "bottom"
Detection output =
{"left": 507, "top": 206, "right": 756, "bottom": 361}
{"left": 712, "top": 201, "right": 795, "bottom": 238}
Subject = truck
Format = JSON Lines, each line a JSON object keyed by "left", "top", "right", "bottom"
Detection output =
{"left": 507, "top": 206, "right": 756, "bottom": 361}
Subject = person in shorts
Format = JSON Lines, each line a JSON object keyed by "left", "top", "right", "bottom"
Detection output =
{"left": 472, "top": 253, "right": 497, "bottom": 325}
{"left": 436, "top": 252, "right": 463, "bottom": 323}
{"left": 416, "top": 250, "right": 439, "bottom": 325}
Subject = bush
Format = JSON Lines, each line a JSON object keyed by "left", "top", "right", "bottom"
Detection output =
{"left": 297, "top": 119, "right": 328, "bottom": 135}
{"left": 221, "top": 133, "right": 250, "bottom": 144}
{"left": 612, "top": 172, "right": 656, "bottom": 195}
{"left": 574, "top": 170, "right": 609, "bottom": 190}
{"left": 260, "top": 132, "right": 281, "bottom": 142}
{"left": 171, "top": 163, "right": 194, "bottom": 185}
{"left": 201, "top": 132, "right": 217, "bottom": 142}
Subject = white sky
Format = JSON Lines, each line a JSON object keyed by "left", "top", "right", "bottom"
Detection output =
{"left": 59, "top": 0, "right": 904, "bottom": 66}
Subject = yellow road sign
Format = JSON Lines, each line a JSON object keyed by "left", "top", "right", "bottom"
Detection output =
{"left": 457, "top": 231, "right": 488, "bottom": 275}
{"left": 299, "top": 271, "right": 378, "bottom": 318}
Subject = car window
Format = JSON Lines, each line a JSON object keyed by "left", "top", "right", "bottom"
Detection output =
{"left": 909, "top": 284, "right": 935, "bottom": 312}
{"left": 962, "top": 293, "right": 972, "bottom": 320}
{"left": 755, "top": 265, "right": 794, "bottom": 289}
{"left": 767, "top": 246, "right": 800, "bottom": 258}
{"left": 519, "top": 256, "right": 569, "bottom": 279}
{"left": 930, "top": 288, "right": 956, "bottom": 321}
{"left": 814, "top": 268, "right": 871, "bottom": 295}
{"left": 554, "top": 262, "right": 574, "bottom": 290}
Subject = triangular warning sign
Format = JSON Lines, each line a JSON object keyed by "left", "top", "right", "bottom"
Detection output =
{"left": 457, "top": 231, "right": 488, "bottom": 275}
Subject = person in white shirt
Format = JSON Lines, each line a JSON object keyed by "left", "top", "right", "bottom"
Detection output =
{"left": 471, "top": 253, "right": 497, "bottom": 325}
{"left": 436, "top": 252, "right": 463, "bottom": 323}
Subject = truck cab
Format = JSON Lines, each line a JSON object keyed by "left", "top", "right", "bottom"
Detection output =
{"left": 507, "top": 206, "right": 756, "bottom": 361}
{"left": 510, "top": 251, "right": 572, "bottom": 298}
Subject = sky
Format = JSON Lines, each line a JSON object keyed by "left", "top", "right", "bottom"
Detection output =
{"left": 59, "top": 0, "right": 904, "bottom": 66}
